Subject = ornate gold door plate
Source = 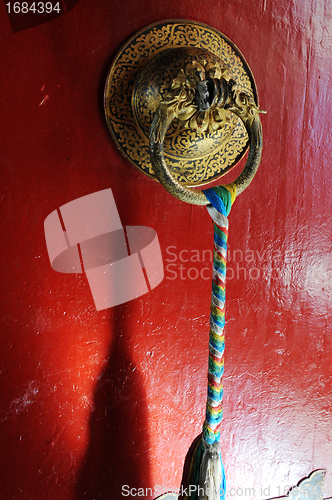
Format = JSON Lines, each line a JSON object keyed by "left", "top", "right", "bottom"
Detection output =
{"left": 104, "top": 20, "right": 259, "bottom": 186}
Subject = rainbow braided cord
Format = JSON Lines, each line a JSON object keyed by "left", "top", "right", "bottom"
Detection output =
{"left": 203, "top": 215, "right": 227, "bottom": 445}
{"left": 181, "top": 185, "right": 235, "bottom": 500}
{"left": 203, "top": 184, "right": 235, "bottom": 499}
{"left": 202, "top": 184, "right": 235, "bottom": 447}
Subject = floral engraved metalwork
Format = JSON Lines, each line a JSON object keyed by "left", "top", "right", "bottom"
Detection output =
{"left": 104, "top": 21, "right": 259, "bottom": 186}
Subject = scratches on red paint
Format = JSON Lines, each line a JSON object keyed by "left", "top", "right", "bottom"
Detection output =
{"left": 8, "top": 381, "right": 39, "bottom": 417}
{"left": 39, "top": 95, "right": 50, "bottom": 107}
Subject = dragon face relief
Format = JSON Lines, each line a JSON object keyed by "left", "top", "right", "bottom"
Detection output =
{"left": 162, "top": 59, "right": 238, "bottom": 134}
{"left": 162, "top": 59, "right": 261, "bottom": 136}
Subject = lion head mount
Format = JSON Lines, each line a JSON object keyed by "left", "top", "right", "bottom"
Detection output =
{"left": 160, "top": 58, "right": 261, "bottom": 135}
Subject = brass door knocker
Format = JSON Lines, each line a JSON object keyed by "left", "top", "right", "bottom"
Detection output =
{"left": 149, "top": 57, "right": 264, "bottom": 204}
{"left": 104, "top": 20, "right": 266, "bottom": 500}
{"left": 104, "top": 20, "right": 264, "bottom": 190}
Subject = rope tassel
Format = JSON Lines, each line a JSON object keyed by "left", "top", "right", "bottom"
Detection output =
{"left": 198, "top": 441, "right": 226, "bottom": 500}
{"left": 180, "top": 184, "right": 235, "bottom": 500}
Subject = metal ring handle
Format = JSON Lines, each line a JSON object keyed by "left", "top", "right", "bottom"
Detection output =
{"left": 149, "top": 97, "right": 263, "bottom": 205}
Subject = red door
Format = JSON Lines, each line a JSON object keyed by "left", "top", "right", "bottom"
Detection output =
{"left": 1, "top": 1, "right": 331, "bottom": 499}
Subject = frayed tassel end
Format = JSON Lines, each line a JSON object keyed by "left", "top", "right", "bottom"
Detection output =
{"left": 198, "top": 441, "right": 226, "bottom": 500}
{"left": 180, "top": 436, "right": 225, "bottom": 500}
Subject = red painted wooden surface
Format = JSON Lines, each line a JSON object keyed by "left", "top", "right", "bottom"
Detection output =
{"left": 1, "top": 1, "right": 332, "bottom": 499}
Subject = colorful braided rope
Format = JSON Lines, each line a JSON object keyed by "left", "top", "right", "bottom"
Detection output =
{"left": 181, "top": 185, "right": 236, "bottom": 500}
{"left": 203, "top": 185, "right": 235, "bottom": 497}
{"left": 203, "top": 216, "right": 227, "bottom": 445}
